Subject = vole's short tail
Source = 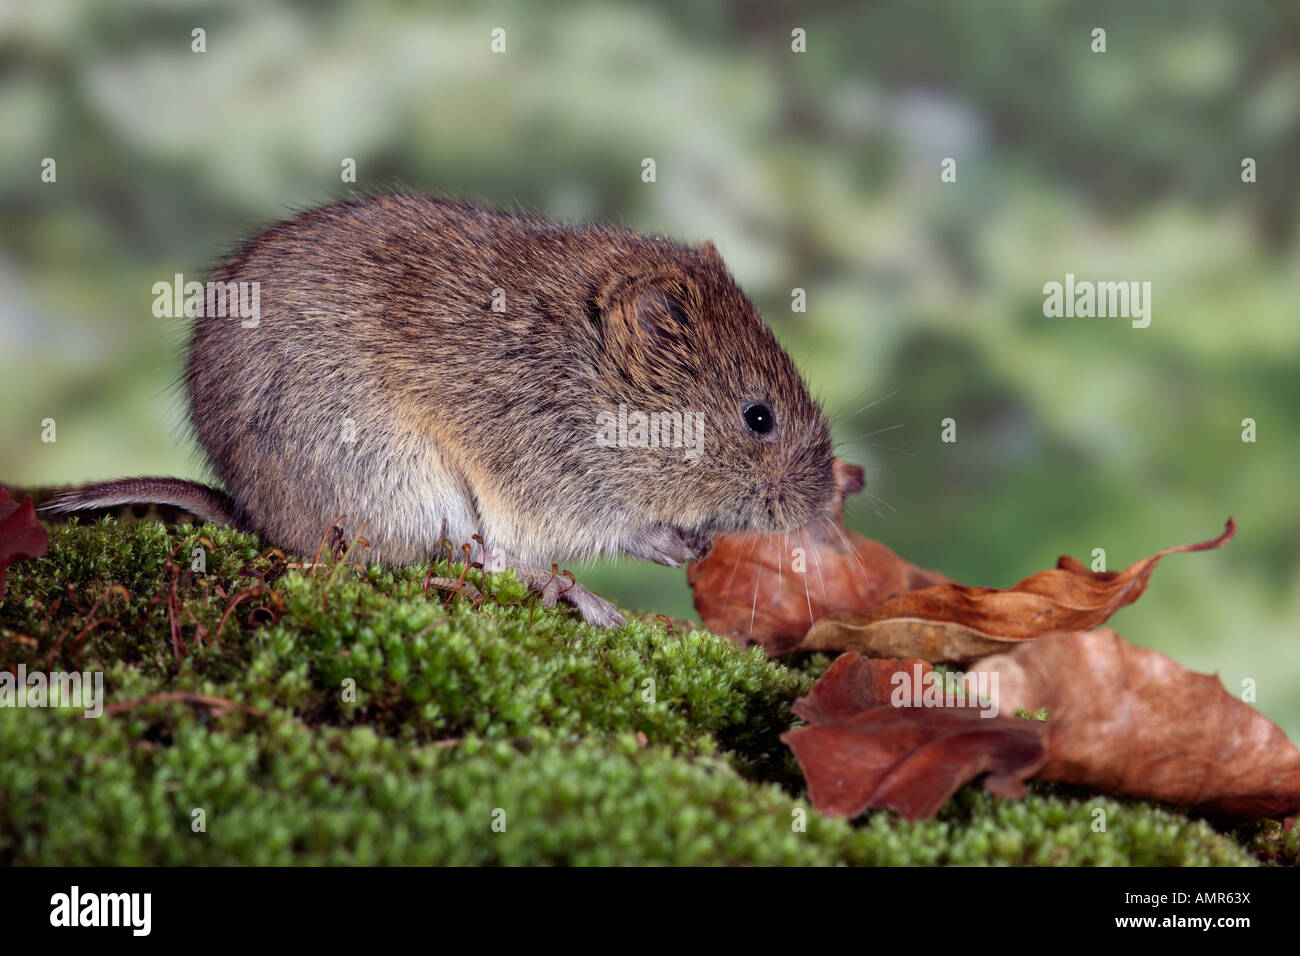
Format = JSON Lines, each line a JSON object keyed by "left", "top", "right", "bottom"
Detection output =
{"left": 44, "top": 478, "right": 238, "bottom": 527}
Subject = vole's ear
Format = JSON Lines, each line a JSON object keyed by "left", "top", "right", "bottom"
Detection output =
{"left": 696, "top": 240, "right": 726, "bottom": 268}
{"left": 596, "top": 273, "right": 697, "bottom": 349}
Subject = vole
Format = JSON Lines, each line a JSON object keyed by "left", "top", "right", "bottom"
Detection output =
{"left": 49, "top": 194, "right": 838, "bottom": 626}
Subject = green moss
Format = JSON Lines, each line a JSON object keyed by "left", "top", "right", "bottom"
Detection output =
{"left": 1236, "top": 818, "right": 1300, "bottom": 867}
{"left": 0, "top": 517, "right": 1281, "bottom": 865}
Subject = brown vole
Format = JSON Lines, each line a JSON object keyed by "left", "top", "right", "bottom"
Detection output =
{"left": 49, "top": 195, "right": 837, "bottom": 626}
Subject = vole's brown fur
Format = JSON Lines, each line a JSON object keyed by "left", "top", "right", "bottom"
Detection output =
{"left": 50, "top": 195, "right": 837, "bottom": 626}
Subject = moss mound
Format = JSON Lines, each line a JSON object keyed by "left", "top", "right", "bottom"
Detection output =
{"left": 0, "top": 518, "right": 1285, "bottom": 865}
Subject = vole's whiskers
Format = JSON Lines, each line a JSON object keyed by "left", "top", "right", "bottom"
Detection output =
{"left": 810, "top": 525, "right": 830, "bottom": 609}
{"left": 797, "top": 527, "right": 814, "bottom": 628}
{"left": 723, "top": 529, "right": 758, "bottom": 608}
{"left": 774, "top": 529, "right": 787, "bottom": 630}
{"left": 866, "top": 490, "right": 896, "bottom": 514}
{"left": 824, "top": 515, "right": 870, "bottom": 581}
{"left": 834, "top": 438, "right": 916, "bottom": 459}
{"left": 826, "top": 388, "right": 899, "bottom": 427}
{"left": 845, "top": 484, "right": 895, "bottom": 522}
{"left": 835, "top": 422, "right": 909, "bottom": 447}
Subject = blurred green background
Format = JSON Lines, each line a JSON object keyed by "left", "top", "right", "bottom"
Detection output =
{"left": 2, "top": 1, "right": 1297, "bottom": 736}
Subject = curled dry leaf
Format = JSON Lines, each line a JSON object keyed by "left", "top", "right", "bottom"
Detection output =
{"left": 687, "top": 459, "right": 948, "bottom": 654}
{"left": 976, "top": 629, "right": 1300, "bottom": 822}
{"left": 0, "top": 486, "right": 49, "bottom": 599}
{"left": 692, "top": 497, "right": 1237, "bottom": 662}
{"left": 801, "top": 518, "right": 1236, "bottom": 662}
{"left": 782, "top": 653, "right": 1047, "bottom": 820}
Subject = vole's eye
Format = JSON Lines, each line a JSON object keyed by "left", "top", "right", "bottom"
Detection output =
{"left": 743, "top": 402, "right": 774, "bottom": 435}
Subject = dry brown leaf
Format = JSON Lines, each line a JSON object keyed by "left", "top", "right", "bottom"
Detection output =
{"left": 687, "top": 460, "right": 948, "bottom": 653}
{"left": 799, "top": 617, "right": 1016, "bottom": 663}
{"left": 789, "top": 651, "right": 933, "bottom": 725}
{"left": 782, "top": 653, "right": 1047, "bottom": 820}
{"left": 785, "top": 635, "right": 1300, "bottom": 824}
{"left": 800, "top": 518, "right": 1235, "bottom": 662}
{"left": 976, "top": 629, "right": 1300, "bottom": 822}
{"left": 689, "top": 453, "right": 1237, "bottom": 662}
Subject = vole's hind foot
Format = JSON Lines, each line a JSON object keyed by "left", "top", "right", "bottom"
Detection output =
{"left": 563, "top": 584, "right": 625, "bottom": 628}
{"left": 510, "top": 562, "right": 625, "bottom": 628}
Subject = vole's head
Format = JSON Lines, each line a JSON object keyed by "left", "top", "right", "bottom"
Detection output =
{"left": 591, "top": 241, "right": 838, "bottom": 544}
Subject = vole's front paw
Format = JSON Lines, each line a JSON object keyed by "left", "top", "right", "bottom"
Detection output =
{"left": 624, "top": 525, "right": 713, "bottom": 566}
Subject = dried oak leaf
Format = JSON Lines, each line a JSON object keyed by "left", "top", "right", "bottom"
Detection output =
{"left": 797, "top": 518, "right": 1236, "bottom": 663}
{"left": 782, "top": 653, "right": 1047, "bottom": 820}
{"left": 976, "top": 629, "right": 1300, "bottom": 822}
{"left": 687, "top": 460, "right": 948, "bottom": 654}
{"left": 0, "top": 486, "right": 49, "bottom": 599}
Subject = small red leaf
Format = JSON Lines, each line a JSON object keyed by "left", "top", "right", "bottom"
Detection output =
{"left": 0, "top": 486, "right": 49, "bottom": 599}
{"left": 783, "top": 653, "right": 1047, "bottom": 820}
